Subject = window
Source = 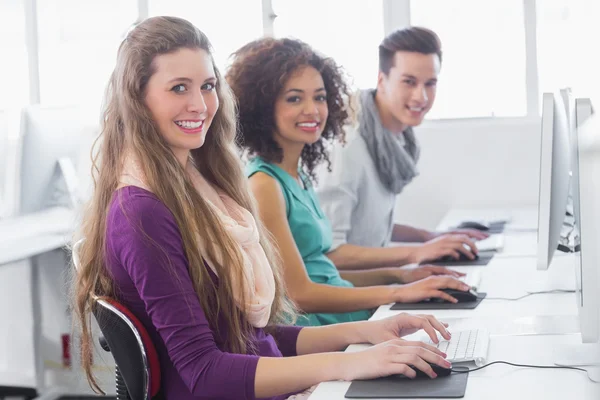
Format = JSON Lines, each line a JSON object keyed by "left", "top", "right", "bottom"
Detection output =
{"left": 272, "top": 0, "right": 384, "bottom": 90}
{"left": 148, "top": 0, "right": 264, "bottom": 72}
{"left": 0, "top": 0, "right": 29, "bottom": 110}
{"left": 536, "top": 0, "right": 600, "bottom": 105}
{"left": 37, "top": 0, "right": 137, "bottom": 107}
{"left": 410, "top": 0, "right": 527, "bottom": 119}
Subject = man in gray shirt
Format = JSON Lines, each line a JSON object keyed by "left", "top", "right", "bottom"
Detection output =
{"left": 317, "top": 26, "right": 487, "bottom": 272}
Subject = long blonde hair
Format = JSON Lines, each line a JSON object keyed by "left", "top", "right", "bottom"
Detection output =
{"left": 74, "top": 16, "right": 295, "bottom": 393}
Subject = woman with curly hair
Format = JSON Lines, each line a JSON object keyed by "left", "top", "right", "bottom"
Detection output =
{"left": 226, "top": 38, "right": 470, "bottom": 327}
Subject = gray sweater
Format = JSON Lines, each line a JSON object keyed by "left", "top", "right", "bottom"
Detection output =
{"left": 316, "top": 126, "right": 397, "bottom": 250}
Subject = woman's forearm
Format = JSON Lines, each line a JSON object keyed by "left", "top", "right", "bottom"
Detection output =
{"left": 391, "top": 224, "right": 431, "bottom": 242}
{"left": 255, "top": 352, "right": 346, "bottom": 398}
{"left": 327, "top": 243, "right": 417, "bottom": 270}
{"left": 295, "top": 320, "right": 369, "bottom": 355}
{"left": 292, "top": 281, "right": 394, "bottom": 314}
{"left": 340, "top": 268, "right": 400, "bottom": 287}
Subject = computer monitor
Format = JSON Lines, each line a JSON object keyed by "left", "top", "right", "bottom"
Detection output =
{"left": 568, "top": 95, "right": 599, "bottom": 343}
{"left": 560, "top": 88, "right": 576, "bottom": 214}
{"left": 536, "top": 92, "right": 571, "bottom": 271}
{"left": 554, "top": 102, "right": 600, "bottom": 378}
{"left": 17, "top": 105, "right": 96, "bottom": 215}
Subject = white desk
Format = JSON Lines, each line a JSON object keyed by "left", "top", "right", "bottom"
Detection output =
{"left": 310, "top": 334, "right": 600, "bottom": 400}
{"left": 310, "top": 207, "right": 599, "bottom": 399}
{"left": 440, "top": 206, "right": 540, "bottom": 257}
{"left": 491, "top": 232, "right": 538, "bottom": 258}
{"left": 0, "top": 207, "right": 75, "bottom": 266}
{"left": 377, "top": 255, "right": 579, "bottom": 322}
{"left": 436, "top": 207, "right": 538, "bottom": 232}
{"left": 0, "top": 371, "right": 35, "bottom": 388}
{"left": 0, "top": 207, "right": 77, "bottom": 396}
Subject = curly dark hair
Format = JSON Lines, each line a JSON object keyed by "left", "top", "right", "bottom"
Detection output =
{"left": 226, "top": 37, "right": 351, "bottom": 183}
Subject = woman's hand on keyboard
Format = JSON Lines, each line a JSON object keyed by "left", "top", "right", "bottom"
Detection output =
{"left": 340, "top": 339, "right": 451, "bottom": 380}
{"left": 393, "top": 275, "right": 470, "bottom": 303}
{"left": 358, "top": 312, "right": 451, "bottom": 345}
{"left": 396, "top": 265, "right": 465, "bottom": 283}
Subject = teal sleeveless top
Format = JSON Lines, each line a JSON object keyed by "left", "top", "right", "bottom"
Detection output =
{"left": 246, "top": 157, "right": 372, "bottom": 326}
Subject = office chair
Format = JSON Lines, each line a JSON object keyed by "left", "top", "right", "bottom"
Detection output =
{"left": 93, "top": 297, "right": 163, "bottom": 400}
{"left": 72, "top": 239, "right": 163, "bottom": 400}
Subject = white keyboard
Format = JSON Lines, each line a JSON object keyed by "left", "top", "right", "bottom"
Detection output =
{"left": 474, "top": 234, "right": 504, "bottom": 252}
{"left": 423, "top": 329, "right": 490, "bottom": 366}
{"left": 460, "top": 270, "right": 482, "bottom": 291}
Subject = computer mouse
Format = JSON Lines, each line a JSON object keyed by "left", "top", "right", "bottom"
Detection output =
{"left": 440, "top": 288, "right": 479, "bottom": 303}
{"left": 410, "top": 362, "right": 452, "bottom": 378}
{"left": 457, "top": 221, "right": 490, "bottom": 231}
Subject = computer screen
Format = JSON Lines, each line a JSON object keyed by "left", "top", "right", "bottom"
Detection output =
{"left": 552, "top": 102, "right": 600, "bottom": 378}
{"left": 18, "top": 105, "right": 96, "bottom": 215}
{"left": 570, "top": 99, "right": 599, "bottom": 344}
{"left": 536, "top": 92, "right": 571, "bottom": 271}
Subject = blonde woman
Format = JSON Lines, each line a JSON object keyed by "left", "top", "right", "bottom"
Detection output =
{"left": 74, "top": 17, "right": 452, "bottom": 400}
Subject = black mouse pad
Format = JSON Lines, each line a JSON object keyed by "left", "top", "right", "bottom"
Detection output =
{"left": 489, "top": 221, "right": 507, "bottom": 229}
{"left": 390, "top": 293, "right": 487, "bottom": 311}
{"left": 345, "top": 371, "right": 469, "bottom": 398}
{"left": 430, "top": 253, "right": 494, "bottom": 267}
{"left": 453, "top": 221, "right": 506, "bottom": 234}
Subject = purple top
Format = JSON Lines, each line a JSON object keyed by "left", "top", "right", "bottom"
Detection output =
{"left": 105, "top": 186, "right": 303, "bottom": 400}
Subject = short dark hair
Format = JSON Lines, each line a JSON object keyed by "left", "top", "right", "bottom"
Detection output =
{"left": 226, "top": 37, "right": 350, "bottom": 183}
{"left": 379, "top": 26, "right": 442, "bottom": 75}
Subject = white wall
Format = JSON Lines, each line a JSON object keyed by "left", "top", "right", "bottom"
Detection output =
{"left": 394, "top": 117, "right": 542, "bottom": 229}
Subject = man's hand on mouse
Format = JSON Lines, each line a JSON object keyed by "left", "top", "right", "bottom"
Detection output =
{"left": 410, "top": 234, "right": 478, "bottom": 264}
{"left": 394, "top": 265, "right": 465, "bottom": 283}
{"left": 393, "top": 275, "right": 471, "bottom": 304}
{"left": 443, "top": 228, "right": 490, "bottom": 240}
{"left": 425, "top": 228, "right": 489, "bottom": 241}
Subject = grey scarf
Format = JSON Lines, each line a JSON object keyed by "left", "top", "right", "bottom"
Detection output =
{"left": 358, "top": 89, "right": 421, "bottom": 194}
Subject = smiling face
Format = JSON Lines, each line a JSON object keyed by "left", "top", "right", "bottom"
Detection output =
{"left": 273, "top": 65, "right": 329, "bottom": 149}
{"left": 144, "top": 47, "right": 219, "bottom": 165}
{"left": 376, "top": 51, "right": 440, "bottom": 132}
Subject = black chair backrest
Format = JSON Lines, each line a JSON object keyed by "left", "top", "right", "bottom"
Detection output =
{"left": 0, "top": 385, "right": 37, "bottom": 400}
{"left": 93, "top": 299, "right": 151, "bottom": 400}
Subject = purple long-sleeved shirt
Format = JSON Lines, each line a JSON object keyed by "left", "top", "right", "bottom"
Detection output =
{"left": 104, "top": 186, "right": 303, "bottom": 399}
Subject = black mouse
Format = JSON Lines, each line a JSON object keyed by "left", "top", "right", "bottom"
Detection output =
{"left": 410, "top": 362, "right": 452, "bottom": 378}
{"left": 440, "top": 288, "right": 479, "bottom": 302}
{"left": 457, "top": 221, "right": 490, "bottom": 231}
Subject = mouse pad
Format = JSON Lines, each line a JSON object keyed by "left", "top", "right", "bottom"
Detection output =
{"left": 345, "top": 371, "right": 469, "bottom": 398}
{"left": 390, "top": 293, "right": 487, "bottom": 311}
{"left": 430, "top": 253, "right": 495, "bottom": 267}
{"left": 453, "top": 221, "right": 506, "bottom": 234}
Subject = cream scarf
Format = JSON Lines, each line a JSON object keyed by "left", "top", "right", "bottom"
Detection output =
{"left": 119, "top": 154, "right": 276, "bottom": 328}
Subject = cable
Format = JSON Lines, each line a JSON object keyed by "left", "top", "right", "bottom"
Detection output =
{"left": 480, "top": 289, "right": 575, "bottom": 301}
{"left": 450, "top": 360, "right": 587, "bottom": 374}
